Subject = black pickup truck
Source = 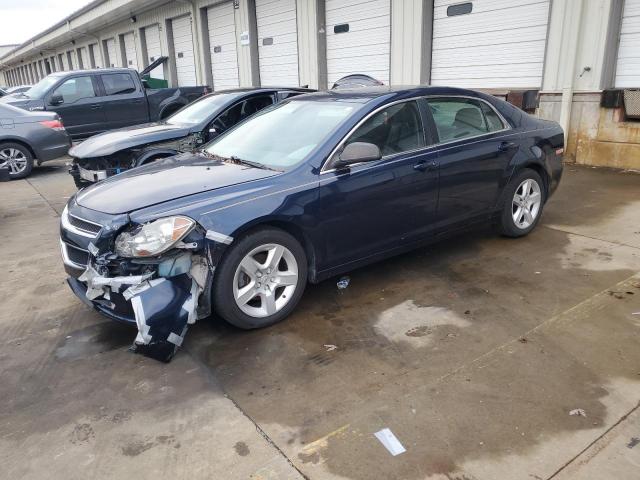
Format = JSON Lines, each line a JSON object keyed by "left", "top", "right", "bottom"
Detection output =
{"left": 0, "top": 66, "right": 209, "bottom": 138}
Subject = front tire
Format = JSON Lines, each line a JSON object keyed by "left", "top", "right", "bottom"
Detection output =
{"left": 0, "top": 142, "right": 33, "bottom": 179}
{"left": 213, "top": 228, "right": 308, "bottom": 329}
{"left": 498, "top": 169, "right": 545, "bottom": 237}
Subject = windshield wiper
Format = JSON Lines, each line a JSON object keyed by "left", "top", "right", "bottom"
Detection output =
{"left": 200, "top": 151, "right": 281, "bottom": 172}
{"left": 229, "top": 156, "right": 280, "bottom": 171}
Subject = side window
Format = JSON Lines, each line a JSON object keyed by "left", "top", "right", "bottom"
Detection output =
{"left": 101, "top": 73, "right": 137, "bottom": 95}
{"left": 212, "top": 95, "right": 274, "bottom": 132}
{"left": 241, "top": 95, "right": 274, "bottom": 119}
{"left": 427, "top": 97, "right": 506, "bottom": 142}
{"left": 278, "top": 91, "right": 304, "bottom": 101}
{"left": 345, "top": 101, "right": 426, "bottom": 157}
{"left": 481, "top": 101, "right": 506, "bottom": 132}
{"left": 52, "top": 76, "right": 96, "bottom": 103}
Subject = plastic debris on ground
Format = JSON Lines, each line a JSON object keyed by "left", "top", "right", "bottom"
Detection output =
{"left": 337, "top": 276, "right": 350, "bottom": 290}
{"left": 324, "top": 344, "right": 338, "bottom": 352}
{"left": 569, "top": 408, "right": 587, "bottom": 417}
{"left": 374, "top": 428, "right": 406, "bottom": 456}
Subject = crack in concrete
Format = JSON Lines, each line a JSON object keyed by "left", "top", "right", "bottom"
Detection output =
{"left": 184, "top": 347, "right": 309, "bottom": 480}
{"left": 25, "top": 177, "right": 61, "bottom": 217}
{"left": 546, "top": 401, "right": 640, "bottom": 479}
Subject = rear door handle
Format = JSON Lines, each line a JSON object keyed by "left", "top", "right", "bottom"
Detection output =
{"left": 414, "top": 160, "right": 438, "bottom": 172}
{"left": 498, "top": 141, "right": 517, "bottom": 152}
{"left": 90, "top": 104, "right": 102, "bottom": 110}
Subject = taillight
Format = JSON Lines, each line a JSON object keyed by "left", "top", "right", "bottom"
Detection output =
{"left": 39, "top": 119, "right": 65, "bottom": 131}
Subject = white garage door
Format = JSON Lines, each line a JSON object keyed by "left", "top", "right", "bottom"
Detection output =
{"left": 105, "top": 38, "right": 117, "bottom": 68}
{"left": 325, "top": 0, "right": 391, "bottom": 86}
{"left": 172, "top": 15, "right": 197, "bottom": 86}
{"left": 79, "top": 47, "right": 90, "bottom": 69}
{"left": 123, "top": 32, "right": 138, "bottom": 70}
{"left": 207, "top": 1, "right": 240, "bottom": 90}
{"left": 145, "top": 24, "right": 164, "bottom": 79}
{"left": 90, "top": 44, "right": 102, "bottom": 68}
{"left": 615, "top": 0, "right": 640, "bottom": 87}
{"left": 431, "top": 0, "right": 551, "bottom": 88}
{"left": 256, "top": 0, "right": 299, "bottom": 86}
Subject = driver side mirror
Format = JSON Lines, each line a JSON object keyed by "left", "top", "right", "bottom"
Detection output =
{"left": 49, "top": 94, "right": 63, "bottom": 106}
{"left": 333, "top": 142, "right": 381, "bottom": 169}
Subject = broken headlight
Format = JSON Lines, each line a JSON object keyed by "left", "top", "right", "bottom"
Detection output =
{"left": 115, "top": 216, "right": 195, "bottom": 258}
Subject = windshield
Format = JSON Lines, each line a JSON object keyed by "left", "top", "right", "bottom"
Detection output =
{"left": 166, "top": 92, "right": 243, "bottom": 125}
{"left": 204, "top": 100, "right": 358, "bottom": 170}
{"left": 23, "top": 76, "right": 59, "bottom": 98}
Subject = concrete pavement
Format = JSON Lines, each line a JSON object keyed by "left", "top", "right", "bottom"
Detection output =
{"left": 0, "top": 161, "right": 639, "bottom": 479}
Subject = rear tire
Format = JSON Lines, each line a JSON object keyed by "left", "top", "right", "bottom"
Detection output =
{"left": 498, "top": 169, "right": 546, "bottom": 237}
{"left": 213, "top": 228, "right": 308, "bottom": 330}
{"left": 0, "top": 142, "right": 33, "bottom": 179}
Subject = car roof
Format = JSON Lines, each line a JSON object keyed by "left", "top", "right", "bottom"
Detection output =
{"left": 292, "top": 85, "right": 492, "bottom": 104}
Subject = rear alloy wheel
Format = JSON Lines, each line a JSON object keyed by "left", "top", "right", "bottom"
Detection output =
{"left": 0, "top": 143, "right": 33, "bottom": 179}
{"left": 213, "top": 228, "right": 307, "bottom": 329}
{"left": 498, "top": 169, "right": 545, "bottom": 237}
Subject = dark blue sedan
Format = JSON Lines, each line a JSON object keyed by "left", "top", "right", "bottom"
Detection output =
{"left": 60, "top": 85, "right": 564, "bottom": 361}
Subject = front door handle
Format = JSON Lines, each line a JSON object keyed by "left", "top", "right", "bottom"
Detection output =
{"left": 90, "top": 104, "right": 102, "bottom": 110}
{"left": 414, "top": 160, "right": 438, "bottom": 172}
{"left": 498, "top": 141, "right": 517, "bottom": 152}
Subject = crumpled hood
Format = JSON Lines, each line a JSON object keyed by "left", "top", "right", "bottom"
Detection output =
{"left": 69, "top": 122, "right": 192, "bottom": 158}
{"left": 75, "top": 153, "right": 279, "bottom": 215}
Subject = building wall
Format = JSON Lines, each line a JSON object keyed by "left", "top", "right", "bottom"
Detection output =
{"left": 0, "top": 0, "right": 639, "bottom": 169}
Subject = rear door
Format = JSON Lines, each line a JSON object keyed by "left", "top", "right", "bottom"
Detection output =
{"left": 98, "top": 72, "right": 148, "bottom": 129}
{"left": 425, "top": 96, "right": 517, "bottom": 229}
{"left": 317, "top": 99, "right": 439, "bottom": 270}
{"left": 46, "top": 74, "right": 105, "bottom": 137}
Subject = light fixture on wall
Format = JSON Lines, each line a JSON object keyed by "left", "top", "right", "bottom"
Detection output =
{"left": 131, "top": 16, "right": 137, "bottom": 23}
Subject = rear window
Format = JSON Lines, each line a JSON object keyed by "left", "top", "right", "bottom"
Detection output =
{"left": 101, "top": 73, "right": 137, "bottom": 95}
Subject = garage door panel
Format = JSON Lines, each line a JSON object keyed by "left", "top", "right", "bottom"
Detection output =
{"left": 172, "top": 16, "right": 197, "bottom": 86}
{"left": 106, "top": 38, "right": 117, "bottom": 67}
{"left": 615, "top": 0, "right": 640, "bottom": 87}
{"left": 436, "top": 25, "right": 547, "bottom": 50}
{"left": 145, "top": 24, "right": 164, "bottom": 79}
{"left": 434, "top": 7, "right": 548, "bottom": 37}
{"left": 432, "top": 40, "right": 547, "bottom": 67}
{"left": 434, "top": 0, "right": 549, "bottom": 17}
{"left": 123, "top": 32, "right": 138, "bottom": 69}
{"left": 208, "top": 2, "right": 240, "bottom": 90}
{"left": 256, "top": 0, "right": 299, "bottom": 86}
{"left": 431, "top": 0, "right": 549, "bottom": 88}
{"left": 326, "top": 0, "right": 390, "bottom": 85}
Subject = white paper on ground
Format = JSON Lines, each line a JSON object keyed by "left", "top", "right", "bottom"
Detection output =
{"left": 374, "top": 428, "right": 406, "bottom": 456}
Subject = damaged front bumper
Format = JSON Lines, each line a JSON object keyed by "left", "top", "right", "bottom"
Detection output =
{"left": 60, "top": 204, "right": 227, "bottom": 362}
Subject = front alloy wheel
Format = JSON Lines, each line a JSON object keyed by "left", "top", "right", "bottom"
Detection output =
{"left": 233, "top": 243, "right": 299, "bottom": 318}
{"left": 213, "top": 227, "right": 308, "bottom": 329}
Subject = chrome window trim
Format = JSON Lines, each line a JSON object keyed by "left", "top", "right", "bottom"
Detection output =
{"left": 320, "top": 94, "right": 513, "bottom": 175}
{"left": 61, "top": 205, "right": 102, "bottom": 238}
{"left": 60, "top": 239, "right": 88, "bottom": 270}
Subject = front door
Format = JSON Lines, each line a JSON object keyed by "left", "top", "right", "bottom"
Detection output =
{"left": 426, "top": 96, "right": 518, "bottom": 229}
{"left": 317, "top": 99, "right": 439, "bottom": 271}
{"left": 46, "top": 75, "right": 105, "bottom": 137}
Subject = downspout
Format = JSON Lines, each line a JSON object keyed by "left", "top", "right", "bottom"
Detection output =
{"left": 559, "top": 0, "right": 584, "bottom": 145}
